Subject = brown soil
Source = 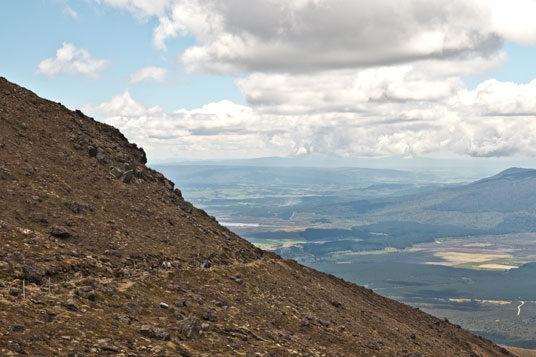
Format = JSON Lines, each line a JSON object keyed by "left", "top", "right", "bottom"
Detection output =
{"left": 505, "top": 347, "right": 536, "bottom": 357}
{"left": 0, "top": 77, "right": 514, "bottom": 356}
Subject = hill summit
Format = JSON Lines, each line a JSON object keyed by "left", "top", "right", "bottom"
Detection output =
{"left": 0, "top": 77, "right": 512, "bottom": 356}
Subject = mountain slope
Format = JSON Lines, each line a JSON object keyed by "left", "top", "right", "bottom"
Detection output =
{"left": 312, "top": 166, "right": 536, "bottom": 234}
{"left": 368, "top": 166, "right": 536, "bottom": 234}
{"left": 0, "top": 77, "right": 511, "bottom": 356}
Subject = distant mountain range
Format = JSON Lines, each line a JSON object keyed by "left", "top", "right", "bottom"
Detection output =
{"left": 152, "top": 156, "right": 536, "bottom": 182}
{"left": 153, "top": 164, "right": 436, "bottom": 187}
{"left": 359, "top": 167, "right": 536, "bottom": 233}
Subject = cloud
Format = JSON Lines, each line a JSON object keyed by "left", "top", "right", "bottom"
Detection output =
{"left": 84, "top": 91, "right": 162, "bottom": 117}
{"left": 86, "top": 73, "right": 536, "bottom": 161}
{"left": 92, "top": 1, "right": 182, "bottom": 50}
{"left": 174, "top": 0, "right": 503, "bottom": 73}
{"left": 237, "top": 68, "right": 461, "bottom": 116}
{"left": 94, "top": 0, "right": 170, "bottom": 18}
{"left": 236, "top": 54, "right": 504, "bottom": 115}
{"left": 489, "top": 0, "right": 536, "bottom": 45}
{"left": 153, "top": 14, "right": 187, "bottom": 50}
{"left": 87, "top": 1, "right": 536, "bottom": 160}
{"left": 460, "top": 78, "right": 536, "bottom": 116}
{"left": 129, "top": 66, "right": 168, "bottom": 83}
{"left": 94, "top": 99, "right": 273, "bottom": 160}
{"left": 38, "top": 43, "right": 110, "bottom": 78}
{"left": 95, "top": 1, "right": 536, "bottom": 73}
{"left": 63, "top": 7, "right": 78, "bottom": 18}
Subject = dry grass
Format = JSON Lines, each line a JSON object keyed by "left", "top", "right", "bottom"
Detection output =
{"left": 477, "top": 264, "right": 518, "bottom": 270}
{"left": 430, "top": 252, "right": 511, "bottom": 266}
{"left": 505, "top": 346, "right": 536, "bottom": 357}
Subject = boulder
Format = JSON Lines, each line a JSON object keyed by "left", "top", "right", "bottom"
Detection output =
{"left": 330, "top": 300, "right": 342, "bottom": 308}
{"left": 64, "top": 200, "right": 83, "bottom": 214}
{"left": 124, "top": 302, "right": 141, "bottom": 315}
{"left": 203, "top": 308, "right": 217, "bottom": 322}
{"left": 179, "top": 201, "right": 193, "bottom": 214}
{"left": 173, "top": 299, "right": 187, "bottom": 307}
{"left": 317, "top": 319, "right": 330, "bottom": 327}
{"left": 51, "top": 226, "right": 70, "bottom": 238}
{"left": 88, "top": 146, "right": 97, "bottom": 157}
{"left": 118, "top": 315, "right": 131, "bottom": 325}
{"left": 12, "top": 325, "right": 25, "bottom": 332}
{"left": 9, "top": 287, "right": 21, "bottom": 296}
{"left": 99, "top": 344, "right": 119, "bottom": 353}
{"left": 122, "top": 170, "right": 134, "bottom": 184}
{"left": 110, "top": 166, "right": 123, "bottom": 179}
{"left": 140, "top": 325, "right": 152, "bottom": 337}
{"left": 134, "top": 168, "right": 143, "bottom": 178}
{"left": 22, "top": 262, "right": 44, "bottom": 285}
{"left": 76, "top": 286, "right": 96, "bottom": 301}
{"left": 140, "top": 325, "right": 170, "bottom": 340}
{"left": 153, "top": 327, "right": 170, "bottom": 340}
{"left": 229, "top": 273, "right": 244, "bottom": 285}
{"left": 132, "top": 145, "right": 147, "bottom": 164}
{"left": 164, "top": 179, "right": 174, "bottom": 190}
{"left": 7, "top": 343, "right": 22, "bottom": 353}
{"left": 96, "top": 148, "right": 107, "bottom": 163}
{"left": 177, "top": 316, "right": 201, "bottom": 339}
{"left": 64, "top": 298, "right": 79, "bottom": 311}
{"left": 172, "top": 309, "right": 184, "bottom": 320}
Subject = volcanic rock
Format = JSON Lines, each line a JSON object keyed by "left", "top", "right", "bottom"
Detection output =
{"left": 140, "top": 325, "right": 170, "bottom": 340}
{"left": 50, "top": 225, "right": 70, "bottom": 238}
{"left": 122, "top": 169, "right": 134, "bottom": 184}
{"left": 177, "top": 316, "right": 201, "bottom": 339}
{"left": 110, "top": 166, "right": 122, "bottom": 178}
{"left": 22, "top": 262, "right": 44, "bottom": 285}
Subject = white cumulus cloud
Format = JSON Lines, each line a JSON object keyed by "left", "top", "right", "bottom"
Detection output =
{"left": 95, "top": 0, "right": 536, "bottom": 73}
{"left": 88, "top": 0, "right": 536, "bottom": 160}
{"left": 129, "top": 66, "right": 168, "bottom": 83}
{"left": 84, "top": 91, "right": 162, "bottom": 117}
{"left": 460, "top": 78, "right": 536, "bottom": 116}
{"left": 85, "top": 73, "right": 536, "bottom": 161}
{"left": 38, "top": 43, "right": 110, "bottom": 78}
{"left": 174, "top": 0, "right": 501, "bottom": 73}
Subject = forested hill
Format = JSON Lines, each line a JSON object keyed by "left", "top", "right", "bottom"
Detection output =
{"left": 302, "top": 166, "right": 536, "bottom": 242}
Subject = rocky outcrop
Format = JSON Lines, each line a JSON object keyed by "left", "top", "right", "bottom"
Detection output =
{"left": 140, "top": 325, "right": 171, "bottom": 340}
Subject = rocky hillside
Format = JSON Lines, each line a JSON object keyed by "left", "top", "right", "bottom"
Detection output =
{"left": 0, "top": 77, "right": 513, "bottom": 356}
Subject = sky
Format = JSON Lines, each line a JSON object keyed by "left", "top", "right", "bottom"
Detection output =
{"left": 2, "top": 0, "right": 536, "bottom": 164}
